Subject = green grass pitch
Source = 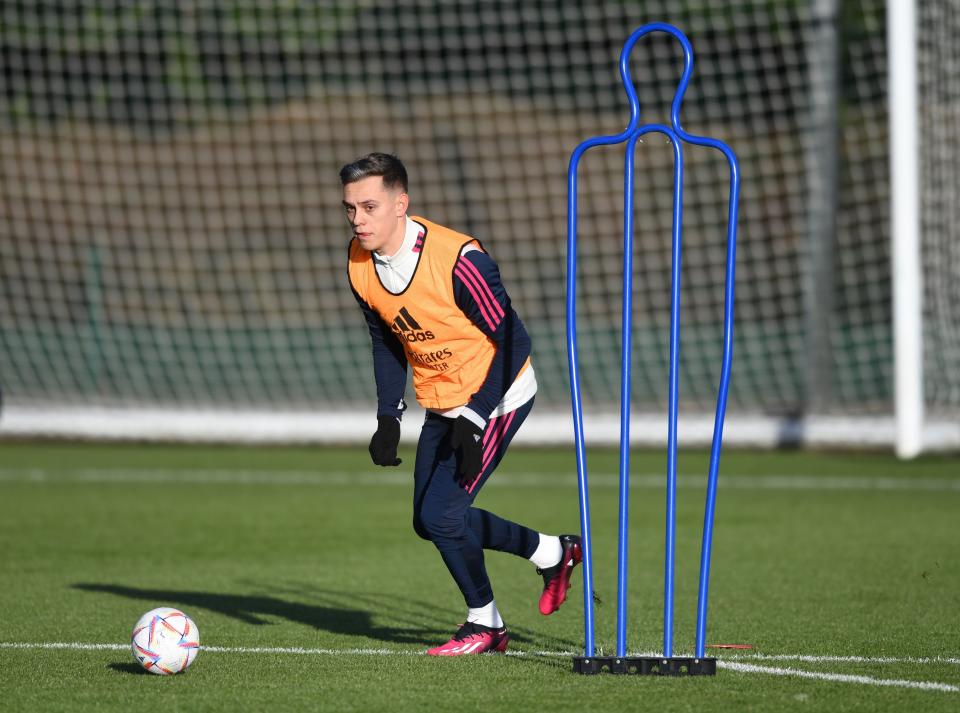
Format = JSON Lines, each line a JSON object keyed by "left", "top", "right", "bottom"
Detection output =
{"left": 0, "top": 442, "right": 957, "bottom": 711}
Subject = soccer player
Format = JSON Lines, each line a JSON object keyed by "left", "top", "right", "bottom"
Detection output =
{"left": 343, "top": 152, "right": 581, "bottom": 656}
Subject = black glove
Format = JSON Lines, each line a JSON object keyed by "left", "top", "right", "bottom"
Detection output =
{"left": 369, "top": 416, "right": 401, "bottom": 466}
{"left": 450, "top": 415, "right": 485, "bottom": 485}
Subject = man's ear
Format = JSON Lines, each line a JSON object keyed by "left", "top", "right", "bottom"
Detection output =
{"left": 396, "top": 192, "right": 409, "bottom": 217}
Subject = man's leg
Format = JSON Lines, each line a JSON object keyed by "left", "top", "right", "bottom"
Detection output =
{"left": 461, "top": 398, "right": 541, "bottom": 558}
{"left": 412, "top": 400, "right": 579, "bottom": 655}
{"left": 461, "top": 398, "right": 583, "bottom": 617}
{"left": 413, "top": 413, "right": 509, "bottom": 655}
{"left": 413, "top": 413, "right": 495, "bottom": 609}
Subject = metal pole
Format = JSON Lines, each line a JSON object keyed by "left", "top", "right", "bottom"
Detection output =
{"left": 889, "top": 0, "right": 924, "bottom": 459}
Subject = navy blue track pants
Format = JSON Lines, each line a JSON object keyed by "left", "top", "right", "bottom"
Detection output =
{"left": 412, "top": 398, "right": 538, "bottom": 608}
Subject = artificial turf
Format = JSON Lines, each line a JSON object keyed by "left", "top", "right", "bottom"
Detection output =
{"left": 0, "top": 442, "right": 957, "bottom": 711}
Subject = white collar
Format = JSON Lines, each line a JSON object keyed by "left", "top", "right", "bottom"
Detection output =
{"left": 373, "top": 217, "right": 421, "bottom": 265}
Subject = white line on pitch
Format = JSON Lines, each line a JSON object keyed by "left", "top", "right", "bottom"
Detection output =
{"left": 201, "top": 644, "right": 572, "bottom": 658}
{"left": 0, "top": 642, "right": 129, "bottom": 652}
{"left": 5, "top": 642, "right": 956, "bottom": 668}
{"left": 725, "top": 652, "right": 960, "bottom": 666}
{"left": 2, "top": 641, "right": 958, "bottom": 692}
{"left": 718, "top": 661, "right": 958, "bottom": 693}
{"left": 0, "top": 641, "right": 558, "bottom": 658}
{"left": 0, "top": 469, "right": 957, "bottom": 493}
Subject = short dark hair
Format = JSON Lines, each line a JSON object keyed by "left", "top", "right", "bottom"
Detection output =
{"left": 339, "top": 153, "right": 408, "bottom": 192}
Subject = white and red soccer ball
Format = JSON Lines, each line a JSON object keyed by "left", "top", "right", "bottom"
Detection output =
{"left": 131, "top": 607, "right": 200, "bottom": 675}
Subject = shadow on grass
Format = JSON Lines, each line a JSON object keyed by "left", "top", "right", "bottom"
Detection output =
{"left": 107, "top": 662, "right": 151, "bottom": 676}
{"left": 75, "top": 581, "right": 583, "bottom": 662}
{"left": 247, "top": 582, "right": 583, "bottom": 653}
{"left": 73, "top": 583, "right": 442, "bottom": 645}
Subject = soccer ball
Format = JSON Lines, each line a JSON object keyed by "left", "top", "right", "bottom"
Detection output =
{"left": 130, "top": 607, "right": 200, "bottom": 675}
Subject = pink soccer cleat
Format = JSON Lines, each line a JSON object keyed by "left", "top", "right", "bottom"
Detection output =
{"left": 537, "top": 534, "right": 582, "bottom": 615}
{"left": 426, "top": 622, "right": 509, "bottom": 656}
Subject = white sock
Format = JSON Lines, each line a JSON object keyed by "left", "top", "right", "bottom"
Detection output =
{"left": 528, "top": 534, "right": 562, "bottom": 570}
{"left": 467, "top": 600, "right": 504, "bottom": 629}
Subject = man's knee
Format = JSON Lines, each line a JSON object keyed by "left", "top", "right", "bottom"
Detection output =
{"left": 412, "top": 515, "right": 431, "bottom": 541}
{"left": 416, "top": 503, "right": 467, "bottom": 542}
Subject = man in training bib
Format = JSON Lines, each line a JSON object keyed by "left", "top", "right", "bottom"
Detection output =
{"left": 343, "top": 152, "right": 581, "bottom": 655}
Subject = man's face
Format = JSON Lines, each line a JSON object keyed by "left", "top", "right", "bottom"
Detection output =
{"left": 342, "top": 176, "right": 408, "bottom": 255}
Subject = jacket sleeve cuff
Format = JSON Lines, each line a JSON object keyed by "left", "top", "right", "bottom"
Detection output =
{"left": 377, "top": 399, "right": 407, "bottom": 421}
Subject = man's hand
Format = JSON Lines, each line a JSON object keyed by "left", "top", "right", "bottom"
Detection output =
{"left": 450, "top": 415, "right": 485, "bottom": 485}
{"left": 369, "top": 416, "right": 401, "bottom": 466}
